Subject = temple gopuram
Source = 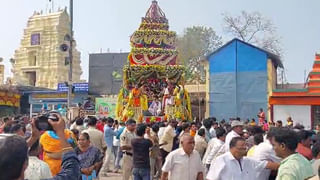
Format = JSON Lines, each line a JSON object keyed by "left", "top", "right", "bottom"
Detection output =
{"left": 11, "top": 9, "right": 82, "bottom": 89}
{"left": 116, "top": 1, "right": 192, "bottom": 123}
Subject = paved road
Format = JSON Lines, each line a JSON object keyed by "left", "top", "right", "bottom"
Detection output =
{"left": 100, "top": 172, "right": 123, "bottom": 180}
{"left": 99, "top": 173, "right": 160, "bottom": 180}
{"left": 98, "top": 156, "right": 124, "bottom": 180}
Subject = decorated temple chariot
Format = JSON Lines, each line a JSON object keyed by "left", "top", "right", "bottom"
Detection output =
{"left": 116, "top": 1, "right": 192, "bottom": 123}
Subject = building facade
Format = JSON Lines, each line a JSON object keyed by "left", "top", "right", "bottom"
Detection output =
{"left": 207, "top": 38, "right": 283, "bottom": 121}
{"left": 11, "top": 9, "right": 82, "bottom": 89}
{"left": 270, "top": 53, "right": 320, "bottom": 129}
{"left": 184, "top": 84, "right": 206, "bottom": 120}
{"left": 89, "top": 52, "right": 128, "bottom": 95}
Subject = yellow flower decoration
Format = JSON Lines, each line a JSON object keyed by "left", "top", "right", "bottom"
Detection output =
{"left": 127, "top": 109, "right": 134, "bottom": 118}
{"left": 150, "top": 116, "right": 156, "bottom": 122}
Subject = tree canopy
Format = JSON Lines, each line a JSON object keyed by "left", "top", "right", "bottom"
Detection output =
{"left": 177, "top": 26, "right": 222, "bottom": 83}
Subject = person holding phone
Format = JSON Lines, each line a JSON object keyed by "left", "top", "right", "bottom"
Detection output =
{"left": 39, "top": 112, "right": 77, "bottom": 176}
{"left": 0, "top": 113, "right": 80, "bottom": 180}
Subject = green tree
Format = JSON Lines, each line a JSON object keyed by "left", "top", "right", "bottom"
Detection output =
{"left": 177, "top": 26, "right": 222, "bottom": 83}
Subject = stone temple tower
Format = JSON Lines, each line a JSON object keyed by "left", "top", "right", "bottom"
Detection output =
{"left": 11, "top": 9, "right": 82, "bottom": 89}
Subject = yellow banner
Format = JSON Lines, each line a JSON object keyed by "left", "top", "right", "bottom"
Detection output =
{"left": 0, "top": 90, "right": 20, "bottom": 107}
{"left": 32, "top": 93, "right": 74, "bottom": 99}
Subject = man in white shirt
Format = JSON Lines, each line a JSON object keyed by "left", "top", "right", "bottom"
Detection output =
{"left": 161, "top": 134, "right": 204, "bottom": 180}
{"left": 195, "top": 129, "right": 208, "bottom": 159}
{"left": 201, "top": 118, "right": 213, "bottom": 142}
{"left": 203, "top": 127, "right": 227, "bottom": 171}
{"left": 158, "top": 122, "right": 166, "bottom": 139}
{"left": 24, "top": 140, "right": 52, "bottom": 179}
{"left": 207, "top": 137, "right": 279, "bottom": 180}
{"left": 209, "top": 121, "right": 218, "bottom": 138}
{"left": 112, "top": 121, "right": 122, "bottom": 172}
{"left": 159, "top": 120, "right": 177, "bottom": 164}
{"left": 253, "top": 128, "right": 282, "bottom": 180}
{"left": 225, "top": 120, "right": 244, "bottom": 151}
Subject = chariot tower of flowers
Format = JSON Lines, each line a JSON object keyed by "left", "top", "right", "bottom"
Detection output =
{"left": 116, "top": 1, "right": 192, "bottom": 122}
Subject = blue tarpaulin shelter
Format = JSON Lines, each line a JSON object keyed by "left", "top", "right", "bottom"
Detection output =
{"left": 207, "top": 38, "right": 283, "bottom": 121}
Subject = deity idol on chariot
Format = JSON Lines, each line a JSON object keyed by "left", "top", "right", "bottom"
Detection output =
{"left": 115, "top": 0, "right": 192, "bottom": 123}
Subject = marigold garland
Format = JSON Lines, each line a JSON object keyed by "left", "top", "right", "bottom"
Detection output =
{"left": 133, "top": 30, "right": 176, "bottom": 37}
{"left": 139, "top": 22, "right": 169, "bottom": 30}
{"left": 131, "top": 47, "right": 178, "bottom": 56}
{"left": 131, "top": 35, "right": 176, "bottom": 47}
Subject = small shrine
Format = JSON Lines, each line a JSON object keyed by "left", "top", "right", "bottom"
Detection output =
{"left": 116, "top": 1, "right": 192, "bottom": 123}
{"left": 270, "top": 53, "right": 320, "bottom": 128}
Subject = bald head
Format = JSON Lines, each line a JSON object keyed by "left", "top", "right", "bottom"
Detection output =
{"left": 180, "top": 134, "right": 195, "bottom": 155}
{"left": 181, "top": 134, "right": 193, "bottom": 143}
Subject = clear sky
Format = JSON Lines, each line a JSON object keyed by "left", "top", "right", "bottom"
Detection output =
{"left": 0, "top": 0, "right": 319, "bottom": 83}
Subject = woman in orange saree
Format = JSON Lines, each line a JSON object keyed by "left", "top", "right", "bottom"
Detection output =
{"left": 39, "top": 129, "right": 77, "bottom": 175}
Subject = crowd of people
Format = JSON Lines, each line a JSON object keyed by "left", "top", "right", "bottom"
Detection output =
{"left": 1, "top": 113, "right": 320, "bottom": 180}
